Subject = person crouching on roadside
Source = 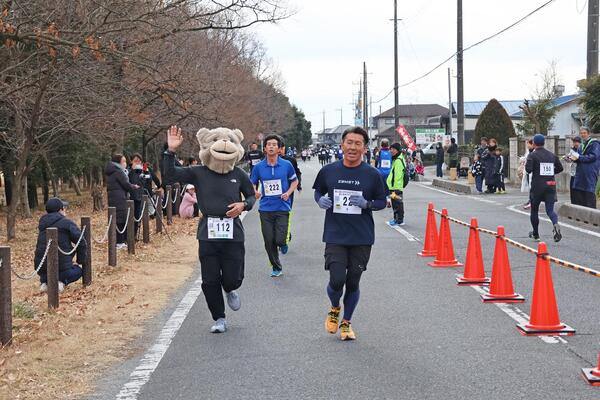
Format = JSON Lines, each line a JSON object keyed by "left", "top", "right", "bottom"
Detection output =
{"left": 35, "top": 198, "right": 87, "bottom": 293}
{"left": 179, "top": 184, "right": 198, "bottom": 219}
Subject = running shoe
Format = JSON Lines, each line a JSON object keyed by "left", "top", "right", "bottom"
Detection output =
{"left": 270, "top": 270, "right": 283, "bottom": 278}
{"left": 226, "top": 290, "right": 241, "bottom": 311}
{"left": 523, "top": 202, "right": 531, "bottom": 210}
{"left": 325, "top": 306, "right": 341, "bottom": 334}
{"left": 397, "top": 220, "right": 405, "bottom": 226}
{"left": 552, "top": 224, "right": 562, "bottom": 243}
{"left": 210, "top": 318, "right": 227, "bottom": 333}
{"left": 339, "top": 320, "right": 356, "bottom": 341}
{"left": 388, "top": 220, "right": 398, "bottom": 226}
{"left": 279, "top": 244, "right": 289, "bottom": 254}
{"left": 528, "top": 231, "right": 540, "bottom": 241}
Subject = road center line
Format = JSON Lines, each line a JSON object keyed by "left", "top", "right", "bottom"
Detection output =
{"left": 468, "top": 284, "right": 567, "bottom": 345}
{"left": 507, "top": 204, "right": 600, "bottom": 239}
{"left": 115, "top": 212, "right": 248, "bottom": 400}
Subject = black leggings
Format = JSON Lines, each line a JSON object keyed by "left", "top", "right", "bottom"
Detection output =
{"left": 325, "top": 244, "right": 371, "bottom": 292}
{"left": 199, "top": 240, "right": 245, "bottom": 321}
{"left": 530, "top": 188, "right": 558, "bottom": 235}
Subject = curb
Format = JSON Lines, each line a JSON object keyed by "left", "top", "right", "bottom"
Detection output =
{"left": 432, "top": 178, "right": 472, "bottom": 194}
{"left": 557, "top": 203, "right": 600, "bottom": 227}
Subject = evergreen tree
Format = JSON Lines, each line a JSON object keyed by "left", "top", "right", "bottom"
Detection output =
{"left": 578, "top": 75, "right": 600, "bottom": 132}
{"left": 473, "top": 98, "right": 516, "bottom": 146}
{"left": 282, "top": 105, "right": 312, "bottom": 150}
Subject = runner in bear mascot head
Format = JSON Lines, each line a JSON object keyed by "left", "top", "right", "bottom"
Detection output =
{"left": 163, "top": 125, "right": 256, "bottom": 334}
{"left": 196, "top": 127, "right": 245, "bottom": 173}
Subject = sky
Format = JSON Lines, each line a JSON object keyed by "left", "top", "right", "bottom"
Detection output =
{"left": 251, "top": 0, "right": 591, "bottom": 133}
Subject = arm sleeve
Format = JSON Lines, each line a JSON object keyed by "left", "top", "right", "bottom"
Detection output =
{"left": 370, "top": 171, "right": 388, "bottom": 211}
{"left": 554, "top": 156, "right": 564, "bottom": 174}
{"left": 239, "top": 172, "right": 256, "bottom": 211}
{"left": 525, "top": 154, "right": 534, "bottom": 174}
{"left": 287, "top": 163, "right": 298, "bottom": 182}
{"left": 162, "top": 151, "right": 196, "bottom": 185}
{"left": 312, "top": 170, "right": 327, "bottom": 200}
{"left": 151, "top": 170, "right": 161, "bottom": 188}
{"left": 117, "top": 171, "right": 137, "bottom": 194}
{"left": 578, "top": 142, "right": 599, "bottom": 163}
{"left": 249, "top": 164, "right": 259, "bottom": 185}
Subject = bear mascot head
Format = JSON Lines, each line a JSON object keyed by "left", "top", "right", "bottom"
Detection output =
{"left": 196, "top": 127, "right": 245, "bottom": 174}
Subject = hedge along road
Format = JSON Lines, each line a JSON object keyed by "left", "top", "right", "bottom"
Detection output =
{"left": 91, "top": 158, "right": 600, "bottom": 400}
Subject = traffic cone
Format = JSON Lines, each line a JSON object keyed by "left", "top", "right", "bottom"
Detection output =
{"left": 428, "top": 208, "right": 463, "bottom": 268}
{"left": 481, "top": 226, "right": 524, "bottom": 303}
{"left": 516, "top": 242, "right": 575, "bottom": 336}
{"left": 457, "top": 218, "right": 490, "bottom": 286}
{"left": 581, "top": 352, "right": 600, "bottom": 386}
{"left": 418, "top": 202, "right": 438, "bottom": 257}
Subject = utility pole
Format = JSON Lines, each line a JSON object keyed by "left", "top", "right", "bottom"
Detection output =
{"left": 393, "top": 0, "right": 400, "bottom": 130}
{"left": 336, "top": 108, "right": 343, "bottom": 125}
{"left": 447, "top": 68, "right": 453, "bottom": 136}
{"left": 588, "top": 0, "right": 599, "bottom": 79}
{"left": 457, "top": 0, "right": 465, "bottom": 145}
{"left": 363, "top": 62, "right": 368, "bottom": 132}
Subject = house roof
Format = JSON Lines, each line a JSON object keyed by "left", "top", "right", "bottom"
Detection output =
{"left": 510, "top": 94, "right": 581, "bottom": 118}
{"left": 375, "top": 104, "right": 449, "bottom": 119}
{"left": 452, "top": 100, "right": 524, "bottom": 117}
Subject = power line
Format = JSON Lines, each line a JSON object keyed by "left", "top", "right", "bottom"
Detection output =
{"left": 376, "top": 0, "right": 559, "bottom": 96}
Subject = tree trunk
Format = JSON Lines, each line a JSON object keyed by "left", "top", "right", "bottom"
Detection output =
{"left": 7, "top": 169, "right": 24, "bottom": 240}
{"left": 27, "top": 177, "right": 38, "bottom": 210}
{"left": 41, "top": 166, "right": 50, "bottom": 204}
{"left": 3, "top": 165, "right": 13, "bottom": 207}
{"left": 70, "top": 175, "right": 82, "bottom": 196}
{"left": 20, "top": 178, "right": 32, "bottom": 218}
{"left": 92, "top": 185, "right": 104, "bottom": 211}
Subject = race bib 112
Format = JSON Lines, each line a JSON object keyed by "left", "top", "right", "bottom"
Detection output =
{"left": 207, "top": 217, "right": 234, "bottom": 240}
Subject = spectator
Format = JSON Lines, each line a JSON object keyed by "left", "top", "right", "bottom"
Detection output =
{"left": 447, "top": 137, "right": 458, "bottom": 170}
{"left": 481, "top": 138, "right": 498, "bottom": 194}
{"left": 519, "top": 139, "right": 534, "bottom": 209}
{"left": 477, "top": 137, "right": 488, "bottom": 158}
{"left": 435, "top": 142, "right": 444, "bottom": 178}
{"left": 179, "top": 184, "right": 198, "bottom": 219}
{"left": 494, "top": 147, "right": 506, "bottom": 194}
{"left": 471, "top": 154, "right": 483, "bottom": 194}
{"left": 564, "top": 137, "right": 582, "bottom": 205}
{"left": 106, "top": 154, "right": 139, "bottom": 249}
{"left": 412, "top": 144, "right": 424, "bottom": 163}
{"left": 570, "top": 127, "right": 600, "bottom": 208}
{"left": 128, "top": 153, "right": 145, "bottom": 237}
{"left": 187, "top": 157, "right": 199, "bottom": 166}
{"left": 35, "top": 198, "right": 87, "bottom": 293}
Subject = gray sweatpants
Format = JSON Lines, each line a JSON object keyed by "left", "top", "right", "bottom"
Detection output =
{"left": 259, "top": 211, "right": 290, "bottom": 271}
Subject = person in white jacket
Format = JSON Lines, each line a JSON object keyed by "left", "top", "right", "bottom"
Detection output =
{"left": 518, "top": 139, "right": 534, "bottom": 209}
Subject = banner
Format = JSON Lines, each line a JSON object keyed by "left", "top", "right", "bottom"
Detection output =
{"left": 395, "top": 125, "right": 417, "bottom": 151}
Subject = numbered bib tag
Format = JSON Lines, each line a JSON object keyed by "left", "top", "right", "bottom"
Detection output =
{"left": 380, "top": 159, "right": 391, "bottom": 169}
{"left": 333, "top": 189, "right": 363, "bottom": 215}
{"left": 207, "top": 217, "right": 234, "bottom": 240}
{"left": 251, "top": 159, "right": 260, "bottom": 166}
{"left": 540, "top": 163, "right": 554, "bottom": 176}
{"left": 263, "top": 179, "right": 283, "bottom": 196}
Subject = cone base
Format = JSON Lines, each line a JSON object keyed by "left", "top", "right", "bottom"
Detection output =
{"left": 417, "top": 250, "right": 436, "bottom": 257}
{"left": 481, "top": 293, "right": 525, "bottom": 303}
{"left": 516, "top": 323, "right": 575, "bottom": 337}
{"left": 457, "top": 276, "right": 490, "bottom": 286}
{"left": 581, "top": 369, "right": 600, "bottom": 386}
{"left": 428, "top": 260, "right": 463, "bottom": 268}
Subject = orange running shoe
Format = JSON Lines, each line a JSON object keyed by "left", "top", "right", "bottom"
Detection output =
{"left": 325, "top": 306, "right": 341, "bottom": 334}
{"left": 340, "top": 320, "right": 356, "bottom": 341}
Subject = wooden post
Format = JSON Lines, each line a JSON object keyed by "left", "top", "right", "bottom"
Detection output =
{"left": 81, "top": 217, "right": 92, "bottom": 286}
{"left": 142, "top": 195, "right": 150, "bottom": 244}
{"left": 155, "top": 192, "right": 163, "bottom": 234}
{"left": 0, "top": 247, "right": 12, "bottom": 346}
{"left": 108, "top": 207, "right": 117, "bottom": 267}
{"left": 174, "top": 183, "right": 181, "bottom": 216}
{"left": 46, "top": 227, "right": 59, "bottom": 309}
{"left": 127, "top": 200, "right": 135, "bottom": 255}
{"left": 166, "top": 185, "right": 173, "bottom": 225}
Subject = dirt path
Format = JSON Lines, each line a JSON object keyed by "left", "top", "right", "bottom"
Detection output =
{"left": 0, "top": 196, "right": 199, "bottom": 400}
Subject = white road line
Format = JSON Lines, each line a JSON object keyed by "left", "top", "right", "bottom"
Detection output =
{"left": 507, "top": 204, "right": 600, "bottom": 239}
{"left": 116, "top": 212, "right": 248, "bottom": 400}
{"left": 468, "top": 284, "right": 567, "bottom": 345}
{"left": 386, "top": 221, "right": 420, "bottom": 241}
{"left": 415, "top": 183, "right": 459, "bottom": 197}
{"left": 466, "top": 196, "right": 502, "bottom": 205}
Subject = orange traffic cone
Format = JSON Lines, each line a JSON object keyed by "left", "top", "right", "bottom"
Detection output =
{"left": 582, "top": 352, "right": 600, "bottom": 386}
{"left": 428, "top": 208, "right": 462, "bottom": 268}
{"left": 418, "top": 202, "right": 438, "bottom": 257}
{"left": 457, "top": 218, "right": 490, "bottom": 286}
{"left": 516, "top": 242, "right": 575, "bottom": 336}
{"left": 481, "top": 226, "right": 524, "bottom": 303}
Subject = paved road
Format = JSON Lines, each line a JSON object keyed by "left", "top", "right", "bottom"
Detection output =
{"left": 93, "top": 159, "right": 600, "bottom": 400}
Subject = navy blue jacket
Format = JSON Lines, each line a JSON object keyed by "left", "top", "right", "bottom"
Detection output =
{"left": 34, "top": 213, "right": 87, "bottom": 274}
{"left": 573, "top": 138, "right": 600, "bottom": 193}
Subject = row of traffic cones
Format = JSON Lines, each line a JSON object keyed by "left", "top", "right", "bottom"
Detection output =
{"left": 417, "top": 203, "right": 600, "bottom": 385}
{"left": 417, "top": 202, "right": 574, "bottom": 335}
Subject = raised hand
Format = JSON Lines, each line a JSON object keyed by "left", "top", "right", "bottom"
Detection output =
{"left": 167, "top": 125, "right": 184, "bottom": 152}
